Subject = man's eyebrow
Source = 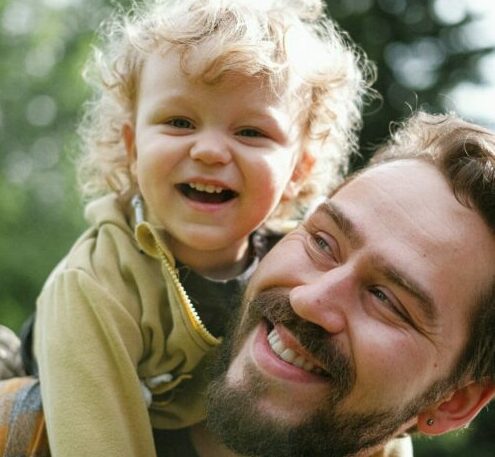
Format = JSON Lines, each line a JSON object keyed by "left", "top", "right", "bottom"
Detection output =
{"left": 317, "top": 200, "right": 438, "bottom": 324}
{"left": 317, "top": 200, "right": 363, "bottom": 248}
{"left": 379, "top": 263, "right": 438, "bottom": 324}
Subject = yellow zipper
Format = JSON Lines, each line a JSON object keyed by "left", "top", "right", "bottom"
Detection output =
{"left": 157, "top": 247, "right": 220, "bottom": 348}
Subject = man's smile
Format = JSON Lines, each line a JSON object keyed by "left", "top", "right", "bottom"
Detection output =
{"left": 266, "top": 325, "right": 328, "bottom": 376}
{"left": 248, "top": 320, "right": 331, "bottom": 385}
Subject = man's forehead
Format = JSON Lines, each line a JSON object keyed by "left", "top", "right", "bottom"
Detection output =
{"left": 329, "top": 160, "right": 457, "bottom": 222}
{"left": 325, "top": 160, "right": 494, "bottom": 264}
{"left": 333, "top": 159, "right": 430, "bottom": 193}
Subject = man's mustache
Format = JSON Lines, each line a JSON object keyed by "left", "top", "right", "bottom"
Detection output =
{"left": 246, "top": 288, "right": 355, "bottom": 397}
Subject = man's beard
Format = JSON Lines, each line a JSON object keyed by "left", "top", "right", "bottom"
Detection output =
{"left": 205, "top": 289, "right": 449, "bottom": 457}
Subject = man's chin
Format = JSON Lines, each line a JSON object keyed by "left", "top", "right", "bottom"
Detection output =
{"left": 206, "top": 367, "right": 299, "bottom": 457}
{"left": 206, "top": 339, "right": 416, "bottom": 457}
{"left": 225, "top": 327, "right": 329, "bottom": 409}
{"left": 206, "top": 371, "right": 411, "bottom": 457}
{"left": 227, "top": 359, "right": 324, "bottom": 428}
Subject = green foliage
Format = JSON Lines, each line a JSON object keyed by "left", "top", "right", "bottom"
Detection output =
{"left": 326, "top": 0, "right": 494, "bottom": 167}
{"left": 0, "top": 0, "right": 99, "bottom": 331}
{"left": 0, "top": 0, "right": 493, "bottom": 455}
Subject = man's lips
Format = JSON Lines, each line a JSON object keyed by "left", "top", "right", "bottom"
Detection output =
{"left": 254, "top": 321, "right": 330, "bottom": 381}
{"left": 267, "top": 325, "right": 328, "bottom": 376}
{"left": 176, "top": 182, "right": 238, "bottom": 204}
{"left": 242, "top": 289, "right": 354, "bottom": 393}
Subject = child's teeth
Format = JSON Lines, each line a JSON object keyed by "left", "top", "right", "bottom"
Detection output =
{"left": 189, "top": 182, "right": 224, "bottom": 193}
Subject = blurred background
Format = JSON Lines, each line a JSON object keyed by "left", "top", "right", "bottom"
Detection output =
{"left": 0, "top": 0, "right": 494, "bottom": 455}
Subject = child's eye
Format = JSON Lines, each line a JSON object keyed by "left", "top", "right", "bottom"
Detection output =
{"left": 237, "top": 128, "right": 266, "bottom": 138}
{"left": 166, "top": 117, "right": 195, "bottom": 129}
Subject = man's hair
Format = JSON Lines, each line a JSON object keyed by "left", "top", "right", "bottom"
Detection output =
{"left": 76, "top": 0, "right": 375, "bottom": 224}
{"left": 371, "top": 111, "right": 495, "bottom": 385}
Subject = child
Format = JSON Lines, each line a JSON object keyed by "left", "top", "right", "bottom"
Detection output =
{"left": 22, "top": 0, "right": 372, "bottom": 456}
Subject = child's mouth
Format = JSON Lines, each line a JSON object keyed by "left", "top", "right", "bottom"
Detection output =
{"left": 176, "top": 182, "right": 238, "bottom": 204}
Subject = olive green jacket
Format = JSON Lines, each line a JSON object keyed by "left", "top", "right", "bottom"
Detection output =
{"left": 34, "top": 194, "right": 220, "bottom": 457}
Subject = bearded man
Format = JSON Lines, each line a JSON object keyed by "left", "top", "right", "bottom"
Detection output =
{"left": 1, "top": 111, "right": 495, "bottom": 457}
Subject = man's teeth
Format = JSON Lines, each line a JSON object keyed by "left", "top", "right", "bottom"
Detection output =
{"left": 188, "top": 182, "right": 225, "bottom": 194}
{"left": 267, "top": 328, "right": 323, "bottom": 375}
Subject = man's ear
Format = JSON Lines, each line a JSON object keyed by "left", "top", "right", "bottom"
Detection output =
{"left": 417, "top": 380, "right": 495, "bottom": 436}
{"left": 283, "top": 150, "right": 315, "bottom": 201}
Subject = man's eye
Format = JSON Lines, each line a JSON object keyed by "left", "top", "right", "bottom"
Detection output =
{"left": 369, "top": 287, "right": 409, "bottom": 323}
{"left": 306, "top": 233, "right": 338, "bottom": 268}
{"left": 314, "top": 235, "right": 330, "bottom": 252}
{"left": 166, "top": 118, "right": 194, "bottom": 129}
{"left": 237, "top": 128, "right": 265, "bottom": 138}
{"left": 370, "top": 287, "right": 389, "bottom": 303}
{"left": 310, "top": 234, "right": 337, "bottom": 258}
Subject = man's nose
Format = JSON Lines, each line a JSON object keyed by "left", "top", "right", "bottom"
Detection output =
{"left": 289, "top": 267, "right": 356, "bottom": 335}
{"left": 189, "top": 132, "right": 232, "bottom": 165}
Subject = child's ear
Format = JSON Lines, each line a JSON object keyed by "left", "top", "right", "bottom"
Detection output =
{"left": 123, "top": 122, "right": 136, "bottom": 163}
{"left": 283, "top": 150, "right": 315, "bottom": 200}
{"left": 417, "top": 379, "right": 495, "bottom": 436}
{"left": 122, "top": 122, "right": 138, "bottom": 180}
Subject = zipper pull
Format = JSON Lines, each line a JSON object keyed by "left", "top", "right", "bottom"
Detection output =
{"left": 131, "top": 194, "right": 144, "bottom": 225}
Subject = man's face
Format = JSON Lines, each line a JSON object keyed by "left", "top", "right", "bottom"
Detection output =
{"left": 206, "top": 160, "right": 495, "bottom": 457}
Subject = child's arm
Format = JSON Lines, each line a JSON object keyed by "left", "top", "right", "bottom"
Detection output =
{"left": 34, "top": 269, "right": 157, "bottom": 457}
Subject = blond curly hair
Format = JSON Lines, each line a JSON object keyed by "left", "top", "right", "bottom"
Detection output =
{"left": 77, "top": 0, "right": 375, "bottom": 224}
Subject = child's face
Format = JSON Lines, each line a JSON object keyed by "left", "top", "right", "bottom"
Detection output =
{"left": 124, "top": 50, "right": 306, "bottom": 274}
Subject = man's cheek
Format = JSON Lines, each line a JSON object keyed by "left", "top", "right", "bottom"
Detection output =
{"left": 225, "top": 329, "right": 258, "bottom": 385}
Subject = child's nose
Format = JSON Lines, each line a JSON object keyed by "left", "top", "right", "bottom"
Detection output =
{"left": 189, "top": 133, "right": 232, "bottom": 165}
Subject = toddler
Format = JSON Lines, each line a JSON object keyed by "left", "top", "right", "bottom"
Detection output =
{"left": 18, "top": 0, "right": 372, "bottom": 456}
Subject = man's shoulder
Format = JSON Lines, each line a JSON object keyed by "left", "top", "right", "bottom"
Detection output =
{"left": 376, "top": 436, "right": 414, "bottom": 457}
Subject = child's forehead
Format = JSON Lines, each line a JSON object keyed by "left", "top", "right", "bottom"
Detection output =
{"left": 135, "top": 45, "right": 309, "bottom": 131}
{"left": 140, "top": 45, "right": 288, "bottom": 96}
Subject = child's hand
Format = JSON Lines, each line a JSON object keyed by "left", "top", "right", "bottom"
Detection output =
{"left": 0, "top": 325, "right": 25, "bottom": 379}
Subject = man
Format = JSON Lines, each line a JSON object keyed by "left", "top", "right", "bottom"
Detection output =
{"left": 179, "top": 111, "right": 495, "bottom": 457}
{"left": 1, "top": 111, "right": 494, "bottom": 457}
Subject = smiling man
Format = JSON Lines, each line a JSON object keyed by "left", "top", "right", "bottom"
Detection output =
{"left": 184, "top": 111, "right": 495, "bottom": 457}
{"left": 1, "top": 111, "right": 494, "bottom": 457}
